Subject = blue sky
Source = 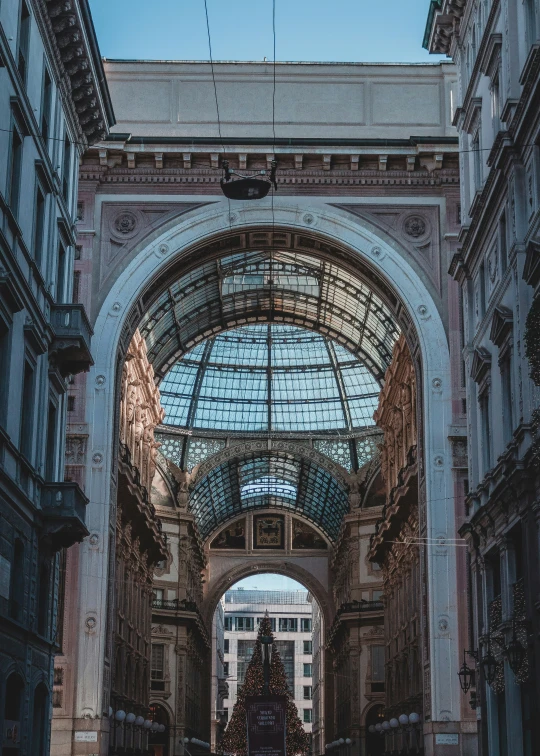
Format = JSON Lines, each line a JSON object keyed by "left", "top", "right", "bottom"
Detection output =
{"left": 89, "top": 0, "right": 444, "bottom": 64}
{"left": 232, "top": 574, "right": 307, "bottom": 591}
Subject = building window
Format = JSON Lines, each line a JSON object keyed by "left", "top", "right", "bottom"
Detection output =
{"left": 20, "top": 360, "right": 35, "bottom": 461}
{"left": 303, "top": 640, "right": 312, "bottom": 655}
{"left": 67, "top": 395, "right": 75, "bottom": 412}
{"left": 62, "top": 133, "right": 71, "bottom": 203}
{"left": 303, "top": 709, "right": 312, "bottom": 723}
{"left": 37, "top": 561, "right": 50, "bottom": 636}
{"left": 224, "top": 616, "right": 233, "bottom": 631}
{"left": 56, "top": 240, "right": 67, "bottom": 303}
{"left": 478, "top": 263, "right": 486, "bottom": 318}
{"left": 479, "top": 391, "right": 492, "bottom": 473}
{"left": 235, "top": 616, "right": 254, "bottom": 631}
{"left": 525, "top": 0, "right": 537, "bottom": 47}
{"left": 33, "top": 185, "right": 46, "bottom": 265}
{"left": 373, "top": 590, "right": 383, "bottom": 601}
{"left": 151, "top": 644, "right": 165, "bottom": 682}
{"left": 501, "top": 355, "right": 513, "bottom": 446}
{"left": 9, "top": 539, "right": 24, "bottom": 620}
{"left": 41, "top": 67, "right": 52, "bottom": 143}
{"left": 371, "top": 645, "right": 385, "bottom": 683}
{"left": 0, "top": 319, "right": 10, "bottom": 428}
{"left": 45, "top": 401, "right": 57, "bottom": 480}
{"left": 73, "top": 269, "right": 82, "bottom": 303}
{"left": 275, "top": 641, "right": 295, "bottom": 689}
{"left": 278, "top": 617, "right": 298, "bottom": 632}
{"left": 237, "top": 639, "right": 256, "bottom": 684}
{"left": 257, "top": 616, "right": 276, "bottom": 631}
{"left": 7, "top": 125, "right": 24, "bottom": 218}
{"left": 303, "top": 686, "right": 312, "bottom": 700}
{"left": 499, "top": 212, "right": 507, "bottom": 273}
{"left": 224, "top": 639, "right": 229, "bottom": 653}
{"left": 56, "top": 549, "right": 67, "bottom": 653}
{"left": 472, "top": 130, "right": 482, "bottom": 190}
{"left": 223, "top": 662, "right": 229, "bottom": 676}
{"left": 303, "top": 663, "right": 312, "bottom": 677}
{"left": 152, "top": 587, "right": 164, "bottom": 603}
{"left": 491, "top": 73, "right": 501, "bottom": 133}
{"left": 300, "top": 618, "right": 312, "bottom": 632}
{"left": 17, "top": 1, "right": 31, "bottom": 85}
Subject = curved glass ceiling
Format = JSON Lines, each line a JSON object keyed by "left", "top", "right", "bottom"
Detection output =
{"left": 159, "top": 324, "right": 381, "bottom": 433}
{"left": 140, "top": 248, "right": 400, "bottom": 381}
{"left": 190, "top": 452, "right": 349, "bottom": 540}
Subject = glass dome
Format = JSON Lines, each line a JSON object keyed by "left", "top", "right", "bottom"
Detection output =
{"left": 159, "top": 324, "right": 381, "bottom": 433}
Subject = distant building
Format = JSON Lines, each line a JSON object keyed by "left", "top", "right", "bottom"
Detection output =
{"left": 220, "top": 590, "right": 315, "bottom": 736}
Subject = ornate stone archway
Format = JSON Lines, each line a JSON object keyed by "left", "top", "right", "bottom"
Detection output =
{"left": 76, "top": 198, "right": 459, "bottom": 736}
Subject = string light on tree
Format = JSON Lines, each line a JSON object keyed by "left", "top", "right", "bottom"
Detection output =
{"left": 220, "top": 614, "right": 310, "bottom": 756}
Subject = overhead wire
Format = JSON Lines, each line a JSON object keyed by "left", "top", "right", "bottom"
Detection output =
{"left": 202, "top": 0, "right": 236, "bottom": 275}
{"left": 270, "top": 0, "right": 277, "bottom": 327}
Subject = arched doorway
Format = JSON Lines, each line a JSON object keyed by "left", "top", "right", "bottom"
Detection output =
{"left": 2, "top": 673, "right": 24, "bottom": 755}
{"left": 148, "top": 704, "right": 169, "bottom": 756}
{"left": 211, "top": 574, "right": 319, "bottom": 754}
{"left": 74, "top": 201, "right": 459, "bottom": 746}
{"left": 364, "top": 705, "right": 385, "bottom": 756}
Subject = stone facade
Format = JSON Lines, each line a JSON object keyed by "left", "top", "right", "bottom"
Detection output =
{"left": 426, "top": 1, "right": 540, "bottom": 754}
{"left": 48, "top": 58, "right": 470, "bottom": 756}
{"left": 0, "top": 0, "right": 112, "bottom": 754}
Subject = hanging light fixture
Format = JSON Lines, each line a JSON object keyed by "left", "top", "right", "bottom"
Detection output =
{"left": 505, "top": 619, "right": 526, "bottom": 674}
{"left": 480, "top": 643, "right": 497, "bottom": 686}
{"left": 458, "top": 649, "right": 475, "bottom": 693}
{"left": 220, "top": 160, "right": 278, "bottom": 200}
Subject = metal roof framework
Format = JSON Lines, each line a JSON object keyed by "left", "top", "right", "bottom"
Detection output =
{"left": 190, "top": 451, "right": 349, "bottom": 541}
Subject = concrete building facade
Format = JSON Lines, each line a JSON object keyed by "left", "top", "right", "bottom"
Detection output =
{"left": 0, "top": 0, "right": 112, "bottom": 754}
{"left": 426, "top": 1, "right": 540, "bottom": 754}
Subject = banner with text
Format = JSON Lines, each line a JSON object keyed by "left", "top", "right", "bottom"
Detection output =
{"left": 246, "top": 695, "right": 287, "bottom": 756}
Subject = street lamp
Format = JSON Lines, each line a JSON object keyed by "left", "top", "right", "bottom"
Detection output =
{"left": 480, "top": 645, "right": 497, "bottom": 686}
{"left": 458, "top": 650, "right": 475, "bottom": 693}
{"left": 505, "top": 619, "right": 526, "bottom": 674}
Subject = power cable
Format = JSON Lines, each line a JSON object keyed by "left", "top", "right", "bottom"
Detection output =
{"left": 269, "top": 0, "right": 277, "bottom": 326}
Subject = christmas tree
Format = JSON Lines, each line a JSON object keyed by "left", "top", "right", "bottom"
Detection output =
{"left": 221, "top": 614, "right": 310, "bottom": 756}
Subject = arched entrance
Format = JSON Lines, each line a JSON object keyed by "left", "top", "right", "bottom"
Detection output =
{"left": 75, "top": 200, "right": 459, "bottom": 744}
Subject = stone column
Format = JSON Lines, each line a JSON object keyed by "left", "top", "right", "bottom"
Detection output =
{"left": 480, "top": 562, "right": 501, "bottom": 756}
{"left": 500, "top": 539, "right": 524, "bottom": 756}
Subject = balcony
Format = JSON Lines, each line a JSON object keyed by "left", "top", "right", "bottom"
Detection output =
{"left": 49, "top": 304, "right": 93, "bottom": 376}
{"left": 41, "top": 482, "right": 89, "bottom": 550}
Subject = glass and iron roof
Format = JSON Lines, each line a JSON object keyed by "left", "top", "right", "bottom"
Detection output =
{"left": 140, "top": 248, "right": 400, "bottom": 381}
{"left": 190, "top": 452, "right": 349, "bottom": 540}
{"left": 159, "top": 324, "right": 382, "bottom": 433}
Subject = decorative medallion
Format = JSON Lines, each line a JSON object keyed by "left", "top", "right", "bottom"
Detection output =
{"left": 114, "top": 211, "right": 138, "bottom": 236}
{"left": 404, "top": 215, "right": 427, "bottom": 238}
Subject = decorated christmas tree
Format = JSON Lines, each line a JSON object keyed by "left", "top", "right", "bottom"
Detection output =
{"left": 220, "top": 614, "right": 310, "bottom": 756}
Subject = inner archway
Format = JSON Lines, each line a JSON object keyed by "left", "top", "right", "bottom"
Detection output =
{"left": 77, "top": 201, "right": 459, "bottom": 752}
{"left": 210, "top": 573, "right": 324, "bottom": 753}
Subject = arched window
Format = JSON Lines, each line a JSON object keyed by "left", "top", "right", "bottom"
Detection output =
{"left": 31, "top": 683, "right": 49, "bottom": 756}
{"left": 4, "top": 673, "right": 24, "bottom": 750}
{"left": 9, "top": 539, "right": 24, "bottom": 620}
